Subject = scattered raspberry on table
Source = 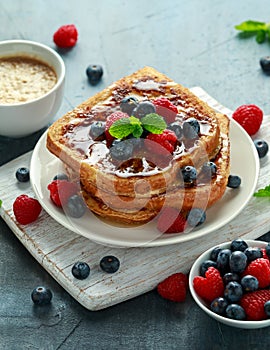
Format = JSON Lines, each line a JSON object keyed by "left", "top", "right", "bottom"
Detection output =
{"left": 157, "top": 272, "right": 188, "bottom": 302}
{"left": 53, "top": 24, "right": 78, "bottom": 48}
{"left": 232, "top": 104, "right": 263, "bottom": 136}
{"left": 13, "top": 194, "right": 42, "bottom": 225}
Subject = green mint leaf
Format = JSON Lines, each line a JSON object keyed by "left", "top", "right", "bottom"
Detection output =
{"left": 109, "top": 118, "right": 135, "bottom": 139}
{"left": 128, "top": 116, "right": 144, "bottom": 137}
{"left": 129, "top": 116, "right": 141, "bottom": 125}
{"left": 235, "top": 20, "right": 267, "bottom": 32}
{"left": 0, "top": 199, "right": 2, "bottom": 208}
{"left": 141, "top": 113, "right": 167, "bottom": 134}
{"left": 256, "top": 30, "right": 266, "bottom": 43}
{"left": 254, "top": 185, "right": 270, "bottom": 197}
{"left": 132, "top": 124, "right": 144, "bottom": 138}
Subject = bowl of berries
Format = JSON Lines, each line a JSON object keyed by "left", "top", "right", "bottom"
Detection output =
{"left": 189, "top": 238, "right": 270, "bottom": 329}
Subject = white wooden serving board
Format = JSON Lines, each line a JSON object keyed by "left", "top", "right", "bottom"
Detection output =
{"left": 0, "top": 87, "right": 269, "bottom": 311}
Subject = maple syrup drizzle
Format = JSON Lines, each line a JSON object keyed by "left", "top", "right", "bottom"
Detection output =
{"left": 63, "top": 79, "right": 213, "bottom": 178}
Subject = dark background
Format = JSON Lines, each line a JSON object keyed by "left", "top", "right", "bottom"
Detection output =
{"left": 1, "top": 1, "right": 270, "bottom": 349}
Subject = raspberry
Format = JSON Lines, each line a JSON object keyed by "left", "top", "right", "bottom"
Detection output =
{"left": 47, "top": 180, "right": 78, "bottom": 207}
{"left": 105, "top": 111, "right": 129, "bottom": 142}
{"left": 157, "top": 207, "right": 186, "bottom": 233}
{"left": 145, "top": 129, "right": 177, "bottom": 155}
{"left": 157, "top": 273, "right": 188, "bottom": 302}
{"left": 232, "top": 104, "right": 263, "bottom": 136}
{"left": 242, "top": 258, "right": 270, "bottom": 288}
{"left": 153, "top": 97, "right": 178, "bottom": 123}
{"left": 240, "top": 289, "right": 270, "bottom": 321}
{"left": 53, "top": 24, "right": 78, "bottom": 48}
{"left": 193, "top": 267, "right": 224, "bottom": 302}
{"left": 13, "top": 194, "right": 42, "bottom": 225}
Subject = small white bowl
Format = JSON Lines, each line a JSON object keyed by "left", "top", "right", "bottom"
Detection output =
{"left": 0, "top": 40, "right": 65, "bottom": 138}
{"left": 189, "top": 239, "right": 270, "bottom": 329}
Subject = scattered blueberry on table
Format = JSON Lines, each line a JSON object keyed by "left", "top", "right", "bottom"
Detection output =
{"left": 260, "top": 56, "right": 270, "bottom": 73}
{"left": 31, "top": 286, "right": 53, "bottom": 305}
{"left": 72, "top": 261, "right": 90, "bottom": 280}
{"left": 254, "top": 139, "right": 269, "bottom": 158}
{"left": 100, "top": 256, "right": 120, "bottom": 273}
{"left": 86, "top": 64, "right": 103, "bottom": 84}
{"left": 15, "top": 167, "right": 30, "bottom": 182}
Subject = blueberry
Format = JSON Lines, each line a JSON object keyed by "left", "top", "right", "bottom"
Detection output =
{"left": 66, "top": 195, "right": 86, "bottom": 218}
{"left": 210, "top": 297, "right": 228, "bottom": 315}
{"left": 229, "top": 251, "right": 247, "bottom": 273}
{"left": 216, "top": 249, "right": 231, "bottom": 273}
{"left": 167, "top": 122, "right": 183, "bottom": 140}
{"left": 201, "top": 162, "right": 217, "bottom": 178}
{"left": 16, "top": 167, "right": 30, "bottom": 182}
{"left": 110, "top": 139, "right": 134, "bottom": 161}
{"left": 199, "top": 260, "right": 217, "bottom": 276}
{"left": 224, "top": 281, "right": 243, "bottom": 303}
{"left": 260, "top": 56, "right": 270, "bottom": 73}
{"left": 53, "top": 173, "right": 69, "bottom": 181}
{"left": 225, "top": 304, "right": 246, "bottom": 320}
{"left": 72, "top": 261, "right": 90, "bottom": 280}
{"left": 86, "top": 64, "right": 103, "bottom": 84}
{"left": 181, "top": 165, "right": 197, "bottom": 184}
{"left": 230, "top": 239, "right": 248, "bottom": 252}
{"left": 133, "top": 101, "right": 156, "bottom": 119}
{"left": 187, "top": 208, "right": 206, "bottom": 227}
{"left": 254, "top": 139, "right": 269, "bottom": 158}
{"left": 244, "top": 247, "right": 263, "bottom": 262}
{"left": 100, "top": 255, "right": 120, "bottom": 273}
{"left": 120, "top": 96, "right": 139, "bottom": 116}
{"left": 265, "top": 243, "right": 270, "bottom": 258}
{"left": 264, "top": 300, "right": 270, "bottom": 317}
{"left": 223, "top": 272, "right": 240, "bottom": 285}
{"left": 182, "top": 118, "right": 200, "bottom": 139}
{"left": 89, "top": 121, "right": 106, "bottom": 141}
{"left": 31, "top": 286, "right": 53, "bottom": 305}
{"left": 227, "top": 175, "right": 241, "bottom": 189}
{"left": 241, "top": 275, "right": 259, "bottom": 292}
{"left": 209, "top": 247, "right": 222, "bottom": 261}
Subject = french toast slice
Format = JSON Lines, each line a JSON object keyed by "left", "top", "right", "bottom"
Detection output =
{"left": 65, "top": 112, "right": 230, "bottom": 225}
{"left": 46, "top": 66, "right": 230, "bottom": 225}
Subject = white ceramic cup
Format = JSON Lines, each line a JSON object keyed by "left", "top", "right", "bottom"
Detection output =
{"left": 0, "top": 40, "right": 65, "bottom": 138}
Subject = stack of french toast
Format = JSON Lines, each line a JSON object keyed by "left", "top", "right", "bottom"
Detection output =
{"left": 46, "top": 66, "right": 230, "bottom": 225}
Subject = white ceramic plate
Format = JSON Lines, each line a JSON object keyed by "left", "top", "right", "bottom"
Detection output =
{"left": 30, "top": 117, "right": 259, "bottom": 248}
{"left": 189, "top": 240, "right": 270, "bottom": 329}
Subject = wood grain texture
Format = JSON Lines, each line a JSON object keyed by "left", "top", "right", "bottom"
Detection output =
{"left": 0, "top": 88, "right": 269, "bottom": 311}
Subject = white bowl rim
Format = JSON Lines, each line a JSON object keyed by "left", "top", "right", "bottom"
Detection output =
{"left": 189, "top": 239, "right": 270, "bottom": 328}
{"left": 0, "top": 39, "right": 65, "bottom": 107}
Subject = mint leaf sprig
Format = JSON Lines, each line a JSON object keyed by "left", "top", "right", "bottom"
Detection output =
{"left": 235, "top": 20, "right": 270, "bottom": 43}
{"left": 254, "top": 185, "right": 270, "bottom": 197}
{"left": 0, "top": 199, "right": 2, "bottom": 208}
{"left": 109, "top": 113, "right": 167, "bottom": 139}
